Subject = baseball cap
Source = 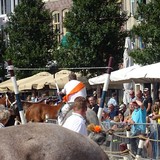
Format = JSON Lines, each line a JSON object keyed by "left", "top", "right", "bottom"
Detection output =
{"left": 119, "top": 104, "right": 125, "bottom": 111}
{"left": 143, "top": 88, "right": 149, "bottom": 92}
{"left": 131, "top": 97, "right": 138, "bottom": 105}
{"left": 103, "top": 107, "right": 109, "bottom": 113}
{"left": 131, "top": 97, "right": 137, "bottom": 102}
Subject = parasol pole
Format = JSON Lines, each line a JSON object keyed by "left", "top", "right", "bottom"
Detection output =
{"left": 7, "top": 60, "right": 26, "bottom": 124}
{"left": 54, "top": 78, "right": 62, "bottom": 102}
{"left": 97, "top": 57, "right": 113, "bottom": 121}
{"left": 48, "top": 61, "right": 62, "bottom": 101}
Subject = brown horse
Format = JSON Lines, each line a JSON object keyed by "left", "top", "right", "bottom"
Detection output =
{"left": 25, "top": 102, "right": 63, "bottom": 122}
{"left": 21, "top": 99, "right": 46, "bottom": 112}
{"left": 0, "top": 96, "right": 63, "bottom": 124}
{"left": 21, "top": 98, "right": 59, "bottom": 113}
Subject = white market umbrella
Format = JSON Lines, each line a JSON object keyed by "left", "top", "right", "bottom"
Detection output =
{"left": 89, "top": 62, "right": 160, "bottom": 85}
{"left": 0, "top": 72, "right": 53, "bottom": 92}
{"left": 123, "top": 37, "right": 134, "bottom": 68}
{"left": 0, "top": 79, "right": 14, "bottom": 92}
{"left": 17, "top": 72, "right": 52, "bottom": 91}
{"left": 123, "top": 37, "right": 134, "bottom": 105}
{"left": 125, "top": 62, "right": 160, "bottom": 83}
{"left": 0, "top": 70, "right": 90, "bottom": 92}
{"left": 34, "top": 70, "right": 88, "bottom": 90}
{"left": 88, "top": 65, "right": 140, "bottom": 85}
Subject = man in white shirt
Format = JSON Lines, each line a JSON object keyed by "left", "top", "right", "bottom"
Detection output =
{"left": 58, "top": 72, "right": 87, "bottom": 125}
{"left": 107, "top": 92, "right": 118, "bottom": 107}
{"left": 62, "top": 96, "right": 88, "bottom": 136}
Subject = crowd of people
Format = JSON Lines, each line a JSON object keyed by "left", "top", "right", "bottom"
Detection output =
{"left": 56, "top": 72, "right": 160, "bottom": 159}
{"left": 100, "top": 88, "right": 160, "bottom": 158}
{"left": 0, "top": 71, "right": 160, "bottom": 158}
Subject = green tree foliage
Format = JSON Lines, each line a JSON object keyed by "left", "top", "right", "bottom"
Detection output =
{"left": 55, "top": 0, "right": 128, "bottom": 76}
{"left": 130, "top": 0, "right": 160, "bottom": 65}
{"left": 4, "top": 0, "right": 57, "bottom": 78}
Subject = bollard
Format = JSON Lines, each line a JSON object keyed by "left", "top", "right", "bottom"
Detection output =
{"left": 126, "top": 125, "right": 131, "bottom": 150}
{"left": 7, "top": 60, "right": 26, "bottom": 124}
{"left": 135, "top": 136, "right": 146, "bottom": 160}
{"left": 107, "top": 130, "right": 113, "bottom": 160}
{"left": 97, "top": 57, "right": 113, "bottom": 121}
{"left": 45, "top": 114, "right": 49, "bottom": 123}
{"left": 119, "top": 143, "right": 129, "bottom": 160}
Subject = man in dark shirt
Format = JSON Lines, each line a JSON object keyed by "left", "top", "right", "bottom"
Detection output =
{"left": 129, "top": 90, "right": 135, "bottom": 102}
{"left": 88, "top": 96, "right": 99, "bottom": 114}
{"left": 108, "top": 103, "right": 118, "bottom": 120}
{"left": 143, "top": 88, "right": 152, "bottom": 116}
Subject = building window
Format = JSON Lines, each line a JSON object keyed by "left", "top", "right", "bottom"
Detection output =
{"left": 130, "top": 0, "right": 137, "bottom": 16}
{"left": 53, "top": 11, "right": 60, "bottom": 42}
{"left": 139, "top": 0, "right": 146, "bottom": 4}
{"left": 130, "top": 0, "right": 147, "bottom": 16}
{"left": 62, "top": 9, "right": 69, "bottom": 35}
{"left": 0, "top": 0, "right": 21, "bottom": 15}
{"left": 1, "top": 0, "right": 6, "bottom": 14}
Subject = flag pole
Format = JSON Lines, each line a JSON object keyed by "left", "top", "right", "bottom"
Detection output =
{"left": 97, "top": 57, "right": 113, "bottom": 121}
{"left": 7, "top": 60, "right": 26, "bottom": 124}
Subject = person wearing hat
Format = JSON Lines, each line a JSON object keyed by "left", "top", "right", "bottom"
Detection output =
{"left": 143, "top": 88, "right": 152, "bottom": 116}
{"left": 119, "top": 103, "right": 126, "bottom": 115}
{"left": 128, "top": 99, "right": 146, "bottom": 155}
{"left": 107, "top": 103, "right": 118, "bottom": 120}
{"left": 107, "top": 92, "right": 118, "bottom": 107}
{"left": 126, "top": 90, "right": 144, "bottom": 117}
{"left": 129, "top": 90, "right": 136, "bottom": 102}
{"left": 58, "top": 72, "right": 87, "bottom": 125}
{"left": 129, "top": 99, "right": 146, "bottom": 135}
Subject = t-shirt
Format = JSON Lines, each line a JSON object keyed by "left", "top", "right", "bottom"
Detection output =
{"left": 107, "top": 98, "right": 117, "bottom": 107}
{"left": 143, "top": 96, "right": 152, "bottom": 115}
{"left": 91, "top": 104, "right": 99, "bottom": 114}
{"left": 62, "top": 112, "right": 88, "bottom": 136}
{"left": 109, "top": 110, "right": 118, "bottom": 120}
{"left": 131, "top": 107, "right": 146, "bottom": 135}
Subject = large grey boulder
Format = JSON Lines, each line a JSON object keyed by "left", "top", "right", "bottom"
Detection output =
{"left": 0, "top": 123, "right": 109, "bottom": 160}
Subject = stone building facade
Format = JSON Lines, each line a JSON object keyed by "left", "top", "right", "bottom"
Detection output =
{"left": 44, "top": 0, "right": 72, "bottom": 41}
